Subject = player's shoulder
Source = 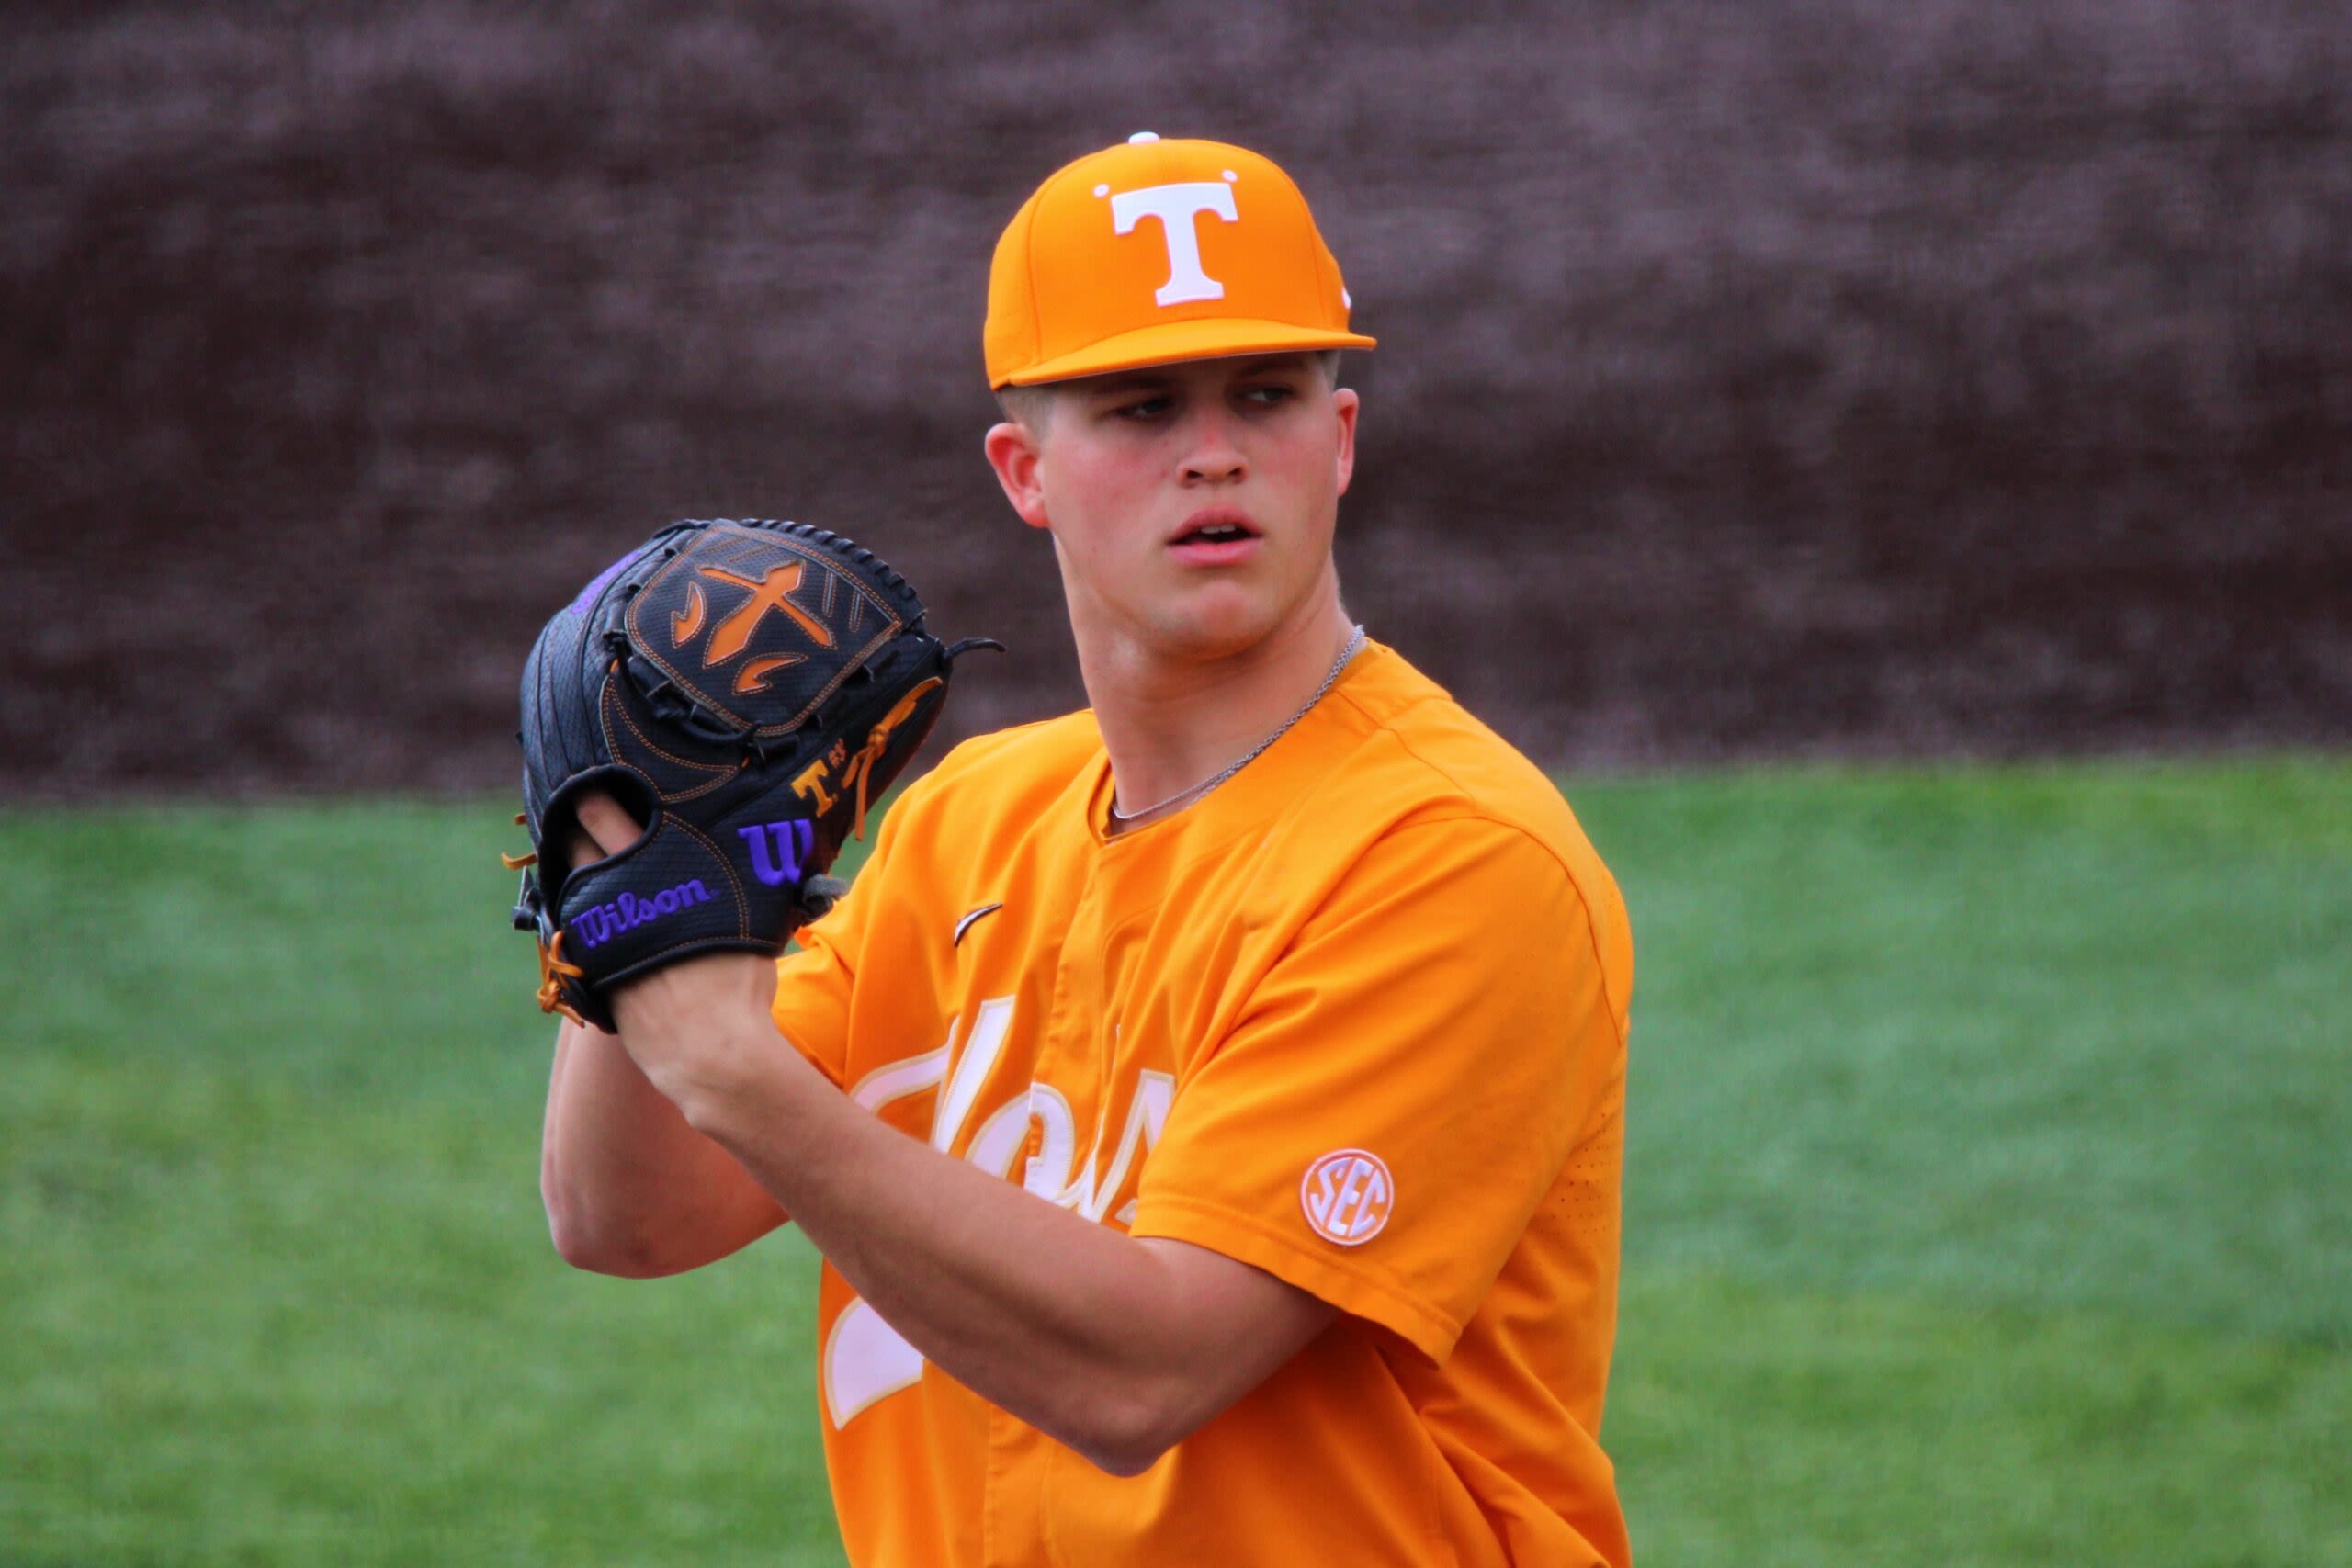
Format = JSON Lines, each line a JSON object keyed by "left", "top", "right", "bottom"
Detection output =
{"left": 1308, "top": 644, "right": 1633, "bottom": 991}
{"left": 1329, "top": 645, "right": 1600, "bottom": 861}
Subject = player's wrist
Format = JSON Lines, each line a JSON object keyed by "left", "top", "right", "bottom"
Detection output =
{"left": 608, "top": 953, "right": 781, "bottom": 1106}
{"left": 642, "top": 1024, "right": 786, "bottom": 1134}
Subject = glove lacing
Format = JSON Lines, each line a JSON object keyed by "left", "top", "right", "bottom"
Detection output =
{"left": 536, "top": 930, "right": 590, "bottom": 1025}
{"left": 840, "top": 675, "right": 944, "bottom": 842}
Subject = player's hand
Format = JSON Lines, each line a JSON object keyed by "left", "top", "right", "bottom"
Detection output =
{"left": 570, "top": 788, "right": 787, "bottom": 1112}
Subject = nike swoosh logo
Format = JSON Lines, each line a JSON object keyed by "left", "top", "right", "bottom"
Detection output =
{"left": 953, "top": 903, "right": 1003, "bottom": 947}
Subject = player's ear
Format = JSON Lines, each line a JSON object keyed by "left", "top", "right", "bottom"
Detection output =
{"left": 984, "top": 420, "right": 1052, "bottom": 531}
{"left": 1331, "top": 387, "right": 1360, "bottom": 499}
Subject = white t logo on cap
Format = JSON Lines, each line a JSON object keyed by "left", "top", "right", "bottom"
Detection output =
{"left": 1109, "top": 181, "right": 1239, "bottom": 307}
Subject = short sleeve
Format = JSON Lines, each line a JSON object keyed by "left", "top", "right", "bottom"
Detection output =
{"left": 1126, "top": 818, "right": 1626, "bottom": 1363}
{"left": 769, "top": 803, "right": 910, "bottom": 1089}
{"left": 769, "top": 905, "right": 857, "bottom": 1089}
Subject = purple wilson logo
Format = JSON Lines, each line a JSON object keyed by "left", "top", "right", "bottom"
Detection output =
{"left": 571, "top": 880, "right": 714, "bottom": 949}
{"left": 740, "top": 819, "right": 816, "bottom": 887}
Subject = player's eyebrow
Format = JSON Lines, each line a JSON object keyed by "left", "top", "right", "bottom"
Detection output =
{"left": 1078, "top": 355, "right": 1312, "bottom": 400}
{"left": 1077, "top": 371, "right": 1179, "bottom": 398}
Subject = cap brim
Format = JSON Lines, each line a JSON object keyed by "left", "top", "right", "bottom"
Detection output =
{"left": 1000, "top": 317, "right": 1378, "bottom": 388}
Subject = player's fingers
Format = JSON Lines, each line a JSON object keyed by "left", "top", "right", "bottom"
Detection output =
{"left": 571, "top": 788, "right": 648, "bottom": 867}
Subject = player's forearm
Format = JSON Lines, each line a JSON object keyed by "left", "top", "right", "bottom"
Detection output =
{"left": 653, "top": 1018, "right": 1230, "bottom": 1472}
{"left": 540, "top": 1018, "right": 786, "bottom": 1276}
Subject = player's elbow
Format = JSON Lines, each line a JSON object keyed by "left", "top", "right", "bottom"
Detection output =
{"left": 546, "top": 1202, "right": 637, "bottom": 1276}
{"left": 1064, "top": 1379, "right": 1194, "bottom": 1478}
{"left": 547, "top": 1212, "right": 709, "bottom": 1279}
{"left": 1085, "top": 1445, "right": 1164, "bottom": 1481}
{"left": 1072, "top": 1419, "right": 1169, "bottom": 1479}
{"left": 542, "top": 1177, "right": 684, "bottom": 1279}
{"left": 547, "top": 1213, "right": 660, "bottom": 1277}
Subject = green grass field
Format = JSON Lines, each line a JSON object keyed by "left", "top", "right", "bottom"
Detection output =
{"left": 4, "top": 758, "right": 2346, "bottom": 1565}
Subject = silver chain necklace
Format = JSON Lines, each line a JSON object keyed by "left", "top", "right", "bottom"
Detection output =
{"left": 1107, "top": 624, "right": 1367, "bottom": 830}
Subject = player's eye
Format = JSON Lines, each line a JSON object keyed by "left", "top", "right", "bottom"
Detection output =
{"left": 1113, "top": 395, "right": 1174, "bottom": 422}
{"left": 1239, "top": 383, "right": 1295, "bottom": 408}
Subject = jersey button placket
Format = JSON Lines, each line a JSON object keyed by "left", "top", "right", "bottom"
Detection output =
{"left": 1032, "top": 847, "right": 1111, "bottom": 1166}
{"left": 983, "top": 840, "right": 1110, "bottom": 1562}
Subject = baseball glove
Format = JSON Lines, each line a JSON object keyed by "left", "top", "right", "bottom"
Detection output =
{"left": 507, "top": 517, "right": 995, "bottom": 1032}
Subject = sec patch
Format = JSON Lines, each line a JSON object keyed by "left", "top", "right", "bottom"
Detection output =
{"left": 1300, "top": 1148, "right": 1395, "bottom": 1247}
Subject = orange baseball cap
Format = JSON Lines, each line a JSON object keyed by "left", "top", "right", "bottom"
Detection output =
{"left": 984, "top": 132, "right": 1376, "bottom": 389}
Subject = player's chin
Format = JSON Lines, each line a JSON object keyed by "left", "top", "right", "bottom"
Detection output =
{"left": 1149, "top": 583, "right": 1289, "bottom": 660}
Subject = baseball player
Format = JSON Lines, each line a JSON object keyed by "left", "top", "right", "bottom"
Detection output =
{"left": 539, "top": 133, "right": 1634, "bottom": 1565}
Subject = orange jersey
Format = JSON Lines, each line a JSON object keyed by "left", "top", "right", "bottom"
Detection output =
{"left": 771, "top": 640, "right": 1634, "bottom": 1566}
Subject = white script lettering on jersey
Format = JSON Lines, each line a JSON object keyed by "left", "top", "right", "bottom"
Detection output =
{"left": 1109, "top": 180, "right": 1239, "bottom": 306}
{"left": 825, "top": 997, "right": 1175, "bottom": 1427}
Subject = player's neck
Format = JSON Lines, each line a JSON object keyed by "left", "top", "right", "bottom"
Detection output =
{"left": 1078, "top": 591, "right": 1358, "bottom": 820}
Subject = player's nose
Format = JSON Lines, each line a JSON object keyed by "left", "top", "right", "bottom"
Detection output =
{"left": 1179, "top": 405, "right": 1248, "bottom": 484}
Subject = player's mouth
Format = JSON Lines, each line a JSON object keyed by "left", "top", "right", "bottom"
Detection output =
{"left": 1167, "top": 508, "right": 1262, "bottom": 566}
